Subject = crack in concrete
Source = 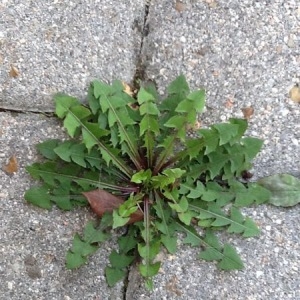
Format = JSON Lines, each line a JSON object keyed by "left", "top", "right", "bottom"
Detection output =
{"left": 123, "top": 1, "right": 152, "bottom": 299}
{"left": 131, "top": 0, "right": 152, "bottom": 89}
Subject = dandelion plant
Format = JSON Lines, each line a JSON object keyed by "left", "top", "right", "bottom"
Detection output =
{"left": 25, "top": 75, "right": 270, "bottom": 289}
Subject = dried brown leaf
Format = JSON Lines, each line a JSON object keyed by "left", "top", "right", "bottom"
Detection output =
{"left": 3, "top": 155, "right": 18, "bottom": 174}
{"left": 122, "top": 81, "right": 134, "bottom": 96}
{"left": 83, "top": 189, "right": 143, "bottom": 224}
{"left": 175, "top": 1, "right": 186, "bottom": 12}
{"left": 289, "top": 85, "right": 300, "bottom": 103}
{"left": 225, "top": 99, "right": 234, "bottom": 108}
{"left": 9, "top": 65, "right": 20, "bottom": 78}
{"left": 241, "top": 106, "right": 254, "bottom": 120}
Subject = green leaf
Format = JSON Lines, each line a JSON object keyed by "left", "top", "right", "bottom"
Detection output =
{"left": 137, "top": 87, "right": 155, "bottom": 104}
{"left": 198, "top": 231, "right": 223, "bottom": 261}
{"left": 138, "top": 240, "right": 161, "bottom": 261}
{"left": 55, "top": 94, "right": 132, "bottom": 177}
{"left": 112, "top": 210, "right": 129, "bottom": 229}
{"left": 228, "top": 207, "right": 260, "bottom": 237}
{"left": 198, "top": 128, "right": 219, "bottom": 154}
{"left": 178, "top": 211, "right": 194, "bottom": 225}
{"left": 242, "top": 137, "right": 263, "bottom": 161}
{"left": 50, "top": 195, "right": 73, "bottom": 210}
{"left": 167, "top": 74, "right": 189, "bottom": 95}
{"left": 71, "top": 234, "right": 98, "bottom": 256}
{"left": 232, "top": 181, "right": 270, "bottom": 207}
{"left": 24, "top": 186, "right": 52, "bottom": 209}
{"left": 139, "top": 262, "right": 161, "bottom": 278}
{"left": 94, "top": 83, "right": 142, "bottom": 170}
{"left": 66, "top": 250, "right": 87, "bottom": 269}
{"left": 176, "top": 223, "right": 202, "bottom": 247}
{"left": 258, "top": 174, "right": 300, "bottom": 207}
{"left": 168, "top": 197, "right": 189, "bottom": 213}
{"left": 198, "top": 231, "right": 244, "bottom": 270}
{"left": 109, "top": 250, "right": 134, "bottom": 269}
{"left": 105, "top": 267, "right": 126, "bottom": 287}
{"left": 140, "top": 102, "right": 159, "bottom": 115}
{"left": 36, "top": 139, "right": 60, "bottom": 160}
{"left": 83, "top": 221, "right": 109, "bottom": 243}
{"left": 212, "top": 123, "right": 239, "bottom": 145}
{"left": 54, "top": 141, "right": 87, "bottom": 167}
{"left": 118, "top": 230, "right": 138, "bottom": 253}
{"left": 131, "top": 169, "right": 152, "bottom": 184}
{"left": 161, "top": 235, "right": 177, "bottom": 254}
{"left": 54, "top": 94, "right": 80, "bottom": 118}
{"left": 217, "top": 244, "right": 244, "bottom": 270}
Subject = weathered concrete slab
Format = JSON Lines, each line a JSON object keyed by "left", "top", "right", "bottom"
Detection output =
{"left": 0, "top": 0, "right": 144, "bottom": 112}
{"left": 142, "top": 0, "right": 300, "bottom": 178}
{"left": 127, "top": 205, "right": 300, "bottom": 299}
{"left": 127, "top": 0, "right": 300, "bottom": 299}
{"left": 0, "top": 112, "right": 124, "bottom": 300}
{"left": 1, "top": 0, "right": 300, "bottom": 299}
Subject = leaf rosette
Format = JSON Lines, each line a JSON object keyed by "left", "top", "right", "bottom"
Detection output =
{"left": 25, "top": 75, "right": 270, "bottom": 288}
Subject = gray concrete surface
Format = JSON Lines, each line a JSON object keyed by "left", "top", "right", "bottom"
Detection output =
{"left": 0, "top": 0, "right": 144, "bottom": 111}
{"left": 1, "top": 0, "right": 300, "bottom": 299}
{"left": 0, "top": 113, "right": 124, "bottom": 300}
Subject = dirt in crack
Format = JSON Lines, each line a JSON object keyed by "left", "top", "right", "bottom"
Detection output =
{"left": 132, "top": 0, "right": 152, "bottom": 91}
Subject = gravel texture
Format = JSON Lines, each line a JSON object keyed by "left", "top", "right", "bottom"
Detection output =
{"left": 0, "top": 0, "right": 144, "bottom": 111}
{"left": 1, "top": 0, "right": 300, "bottom": 299}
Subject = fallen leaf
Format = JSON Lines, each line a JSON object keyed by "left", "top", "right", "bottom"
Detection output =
{"left": 186, "top": 120, "right": 201, "bottom": 131}
{"left": 289, "top": 85, "right": 300, "bottom": 103}
{"left": 165, "top": 275, "right": 182, "bottom": 296}
{"left": 258, "top": 174, "right": 300, "bottom": 207}
{"left": 212, "top": 70, "right": 220, "bottom": 77}
{"left": 9, "top": 65, "right": 20, "bottom": 78}
{"left": 241, "top": 106, "right": 254, "bottom": 120}
{"left": 83, "top": 189, "right": 144, "bottom": 224}
{"left": 175, "top": 1, "right": 186, "bottom": 12}
{"left": 204, "top": 0, "right": 217, "bottom": 8}
{"left": 122, "top": 81, "right": 134, "bottom": 96}
{"left": 3, "top": 155, "right": 18, "bottom": 174}
{"left": 225, "top": 98, "right": 234, "bottom": 108}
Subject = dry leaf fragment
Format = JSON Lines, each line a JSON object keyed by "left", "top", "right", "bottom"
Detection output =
{"left": 241, "top": 106, "right": 254, "bottom": 120}
{"left": 122, "top": 81, "right": 134, "bottom": 96}
{"left": 225, "top": 98, "right": 234, "bottom": 108}
{"left": 9, "top": 65, "right": 20, "bottom": 78}
{"left": 165, "top": 275, "right": 182, "bottom": 296}
{"left": 175, "top": 1, "right": 186, "bottom": 12}
{"left": 204, "top": 0, "right": 217, "bottom": 8}
{"left": 289, "top": 85, "right": 300, "bottom": 103}
{"left": 83, "top": 189, "right": 144, "bottom": 224}
{"left": 3, "top": 155, "right": 18, "bottom": 174}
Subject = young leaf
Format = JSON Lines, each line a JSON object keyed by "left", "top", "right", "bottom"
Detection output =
{"left": 112, "top": 210, "right": 130, "bottom": 229}
{"left": 138, "top": 87, "right": 160, "bottom": 167}
{"left": 94, "top": 80, "right": 143, "bottom": 170}
{"left": 54, "top": 94, "right": 132, "bottom": 177}
{"left": 154, "top": 195, "right": 177, "bottom": 253}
